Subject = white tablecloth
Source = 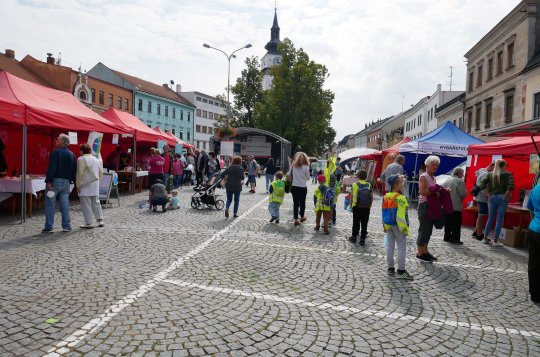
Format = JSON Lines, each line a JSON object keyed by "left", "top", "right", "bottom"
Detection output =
{"left": 0, "top": 177, "right": 46, "bottom": 196}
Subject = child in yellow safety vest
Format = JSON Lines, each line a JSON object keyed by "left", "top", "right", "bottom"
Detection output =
{"left": 350, "top": 170, "right": 373, "bottom": 246}
{"left": 382, "top": 174, "right": 413, "bottom": 280}
{"left": 314, "top": 174, "right": 333, "bottom": 235}
{"left": 269, "top": 171, "right": 285, "bottom": 223}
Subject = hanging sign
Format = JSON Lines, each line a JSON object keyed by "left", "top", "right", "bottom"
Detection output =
{"left": 530, "top": 154, "right": 540, "bottom": 174}
{"left": 492, "top": 155, "right": 502, "bottom": 162}
{"left": 68, "top": 132, "right": 78, "bottom": 145}
{"left": 87, "top": 132, "right": 103, "bottom": 156}
{"left": 112, "top": 134, "right": 119, "bottom": 145}
{"left": 221, "top": 141, "right": 234, "bottom": 157}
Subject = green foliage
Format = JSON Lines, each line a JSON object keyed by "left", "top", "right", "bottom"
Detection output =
{"left": 231, "top": 56, "right": 263, "bottom": 128}
{"left": 254, "top": 39, "right": 335, "bottom": 156}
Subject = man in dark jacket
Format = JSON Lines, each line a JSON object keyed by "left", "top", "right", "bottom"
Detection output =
{"left": 43, "top": 134, "right": 77, "bottom": 233}
{"left": 195, "top": 149, "right": 208, "bottom": 187}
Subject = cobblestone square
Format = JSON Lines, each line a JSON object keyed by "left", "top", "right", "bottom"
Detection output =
{"left": 1, "top": 178, "right": 538, "bottom": 356}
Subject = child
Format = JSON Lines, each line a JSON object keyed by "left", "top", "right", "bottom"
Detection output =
{"left": 268, "top": 171, "right": 285, "bottom": 223}
{"left": 382, "top": 174, "right": 413, "bottom": 280}
{"left": 350, "top": 170, "right": 373, "bottom": 246}
{"left": 169, "top": 190, "right": 180, "bottom": 210}
{"left": 330, "top": 180, "right": 341, "bottom": 226}
{"left": 314, "top": 174, "right": 333, "bottom": 235}
{"left": 149, "top": 179, "right": 168, "bottom": 212}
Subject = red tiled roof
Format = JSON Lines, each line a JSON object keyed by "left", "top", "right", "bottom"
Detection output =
{"left": 0, "top": 53, "right": 54, "bottom": 88}
{"left": 112, "top": 70, "right": 194, "bottom": 108}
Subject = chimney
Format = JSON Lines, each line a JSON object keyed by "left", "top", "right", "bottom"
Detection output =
{"left": 163, "top": 83, "right": 169, "bottom": 88}
{"left": 176, "top": 84, "right": 182, "bottom": 93}
{"left": 5, "top": 49, "right": 15, "bottom": 59}
{"left": 437, "top": 83, "right": 442, "bottom": 92}
{"left": 46, "top": 53, "right": 55, "bottom": 65}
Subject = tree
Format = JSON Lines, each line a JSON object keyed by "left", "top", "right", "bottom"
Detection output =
{"left": 230, "top": 56, "right": 262, "bottom": 128}
{"left": 254, "top": 39, "right": 335, "bottom": 156}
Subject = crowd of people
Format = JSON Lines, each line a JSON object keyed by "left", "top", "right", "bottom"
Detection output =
{"left": 40, "top": 134, "right": 538, "bottom": 302}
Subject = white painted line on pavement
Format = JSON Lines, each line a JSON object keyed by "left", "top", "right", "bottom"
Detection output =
{"left": 225, "top": 239, "right": 527, "bottom": 275}
{"left": 163, "top": 278, "right": 540, "bottom": 339}
{"left": 43, "top": 196, "right": 269, "bottom": 357}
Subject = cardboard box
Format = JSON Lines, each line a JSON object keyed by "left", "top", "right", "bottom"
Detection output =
{"left": 500, "top": 228, "right": 524, "bottom": 248}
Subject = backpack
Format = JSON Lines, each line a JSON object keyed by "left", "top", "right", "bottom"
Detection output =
{"left": 322, "top": 187, "right": 335, "bottom": 207}
{"left": 356, "top": 182, "right": 372, "bottom": 208}
{"left": 382, "top": 193, "right": 400, "bottom": 225}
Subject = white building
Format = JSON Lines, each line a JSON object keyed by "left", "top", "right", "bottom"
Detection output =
{"left": 436, "top": 93, "right": 466, "bottom": 130}
{"left": 425, "top": 84, "right": 464, "bottom": 134}
{"left": 404, "top": 96, "right": 429, "bottom": 140}
{"left": 261, "top": 10, "right": 282, "bottom": 90}
{"left": 180, "top": 91, "right": 226, "bottom": 151}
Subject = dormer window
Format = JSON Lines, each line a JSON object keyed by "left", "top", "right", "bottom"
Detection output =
{"left": 79, "top": 90, "right": 87, "bottom": 101}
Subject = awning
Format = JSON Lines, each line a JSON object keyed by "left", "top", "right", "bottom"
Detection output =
{"left": 101, "top": 108, "right": 168, "bottom": 143}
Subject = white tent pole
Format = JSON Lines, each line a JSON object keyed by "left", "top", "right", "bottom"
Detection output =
{"left": 20, "top": 124, "right": 27, "bottom": 223}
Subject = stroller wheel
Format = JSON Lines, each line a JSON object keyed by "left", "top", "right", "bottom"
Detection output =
{"left": 215, "top": 199, "right": 225, "bottom": 210}
{"left": 191, "top": 198, "right": 199, "bottom": 209}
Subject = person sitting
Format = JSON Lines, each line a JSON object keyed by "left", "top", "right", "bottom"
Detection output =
{"left": 169, "top": 190, "right": 180, "bottom": 210}
{"left": 149, "top": 179, "right": 168, "bottom": 212}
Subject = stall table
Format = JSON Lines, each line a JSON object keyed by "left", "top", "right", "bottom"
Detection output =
{"left": 116, "top": 170, "right": 148, "bottom": 193}
{"left": 0, "top": 176, "right": 46, "bottom": 217}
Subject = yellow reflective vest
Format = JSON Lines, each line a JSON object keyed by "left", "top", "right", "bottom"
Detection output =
{"left": 324, "top": 157, "right": 337, "bottom": 187}
{"left": 269, "top": 180, "right": 285, "bottom": 204}
{"left": 314, "top": 185, "right": 332, "bottom": 212}
{"left": 382, "top": 192, "right": 410, "bottom": 236}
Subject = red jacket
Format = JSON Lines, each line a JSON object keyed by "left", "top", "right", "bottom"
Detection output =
{"left": 427, "top": 184, "right": 453, "bottom": 221}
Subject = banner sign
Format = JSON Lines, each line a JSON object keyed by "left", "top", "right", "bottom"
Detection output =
{"left": 221, "top": 141, "right": 234, "bottom": 156}
{"left": 530, "top": 154, "right": 539, "bottom": 174}
{"left": 240, "top": 141, "right": 272, "bottom": 157}
{"left": 418, "top": 142, "right": 468, "bottom": 156}
{"left": 87, "top": 132, "right": 103, "bottom": 156}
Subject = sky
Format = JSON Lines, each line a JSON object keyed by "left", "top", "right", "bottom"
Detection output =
{"left": 3, "top": 0, "right": 519, "bottom": 141}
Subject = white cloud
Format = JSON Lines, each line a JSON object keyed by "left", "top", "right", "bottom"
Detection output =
{"left": 3, "top": 0, "right": 518, "bottom": 141}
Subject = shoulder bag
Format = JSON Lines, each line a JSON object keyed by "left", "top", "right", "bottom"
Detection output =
{"left": 81, "top": 156, "right": 100, "bottom": 187}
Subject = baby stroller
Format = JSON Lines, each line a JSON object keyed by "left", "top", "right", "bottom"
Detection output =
{"left": 191, "top": 172, "right": 225, "bottom": 210}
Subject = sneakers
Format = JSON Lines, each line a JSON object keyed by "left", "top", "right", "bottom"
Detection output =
{"left": 387, "top": 267, "right": 395, "bottom": 276}
{"left": 300, "top": 217, "right": 307, "bottom": 223}
{"left": 416, "top": 254, "right": 433, "bottom": 263}
{"left": 62, "top": 228, "right": 72, "bottom": 232}
{"left": 426, "top": 252, "right": 438, "bottom": 261}
{"left": 97, "top": 220, "right": 104, "bottom": 227}
{"left": 323, "top": 230, "right": 330, "bottom": 235}
{"left": 225, "top": 209, "right": 229, "bottom": 218}
{"left": 270, "top": 217, "right": 276, "bottom": 223}
{"left": 80, "top": 224, "right": 94, "bottom": 229}
{"left": 482, "top": 237, "right": 491, "bottom": 244}
{"left": 233, "top": 214, "right": 239, "bottom": 218}
{"left": 397, "top": 270, "right": 414, "bottom": 280}
{"left": 359, "top": 238, "right": 365, "bottom": 246}
{"left": 492, "top": 241, "right": 504, "bottom": 247}
{"left": 275, "top": 219, "right": 279, "bottom": 224}
{"left": 294, "top": 220, "right": 300, "bottom": 226}
{"left": 41, "top": 228, "right": 54, "bottom": 234}
{"left": 348, "top": 236, "right": 357, "bottom": 243}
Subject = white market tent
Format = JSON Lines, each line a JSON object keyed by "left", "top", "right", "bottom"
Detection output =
{"left": 338, "top": 147, "right": 377, "bottom": 162}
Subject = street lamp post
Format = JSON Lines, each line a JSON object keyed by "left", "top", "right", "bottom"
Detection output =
{"left": 203, "top": 43, "right": 252, "bottom": 126}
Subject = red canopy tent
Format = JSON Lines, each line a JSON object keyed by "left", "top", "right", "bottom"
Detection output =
{"left": 153, "top": 126, "right": 176, "bottom": 146}
{"left": 164, "top": 129, "right": 193, "bottom": 149}
{"left": 101, "top": 108, "right": 168, "bottom": 143}
{"left": 0, "top": 71, "right": 129, "bottom": 221}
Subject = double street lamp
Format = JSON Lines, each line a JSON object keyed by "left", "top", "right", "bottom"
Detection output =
{"left": 203, "top": 43, "right": 252, "bottom": 125}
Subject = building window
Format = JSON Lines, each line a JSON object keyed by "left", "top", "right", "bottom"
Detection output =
{"left": 202, "top": 126, "right": 208, "bottom": 134}
{"left": 468, "top": 72, "right": 474, "bottom": 92}
{"left": 117, "top": 96, "right": 122, "bottom": 109}
{"left": 187, "top": 132, "right": 191, "bottom": 141}
{"left": 124, "top": 99, "right": 129, "bottom": 110}
{"left": 485, "top": 100, "right": 492, "bottom": 128}
{"left": 475, "top": 105, "right": 481, "bottom": 131}
{"left": 214, "top": 113, "right": 219, "bottom": 120}
{"left": 180, "top": 110, "right": 184, "bottom": 120}
{"left": 188, "top": 113, "right": 191, "bottom": 122}
{"left": 487, "top": 57, "right": 494, "bottom": 81}
{"left": 172, "top": 108, "right": 176, "bottom": 118}
{"left": 467, "top": 109, "right": 473, "bottom": 133}
{"left": 196, "top": 96, "right": 202, "bottom": 101}
{"left": 534, "top": 93, "right": 540, "bottom": 119}
{"left": 79, "top": 90, "right": 87, "bottom": 101}
{"left": 505, "top": 92, "right": 514, "bottom": 123}
{"left": 138, "top": 99, "right": 143, "bottom": 111}
{"left": 99, "top": 91, "right": 104, "bottom": 105}
{"left": 165, "top": 106, "right": 169, "bottom": 117}
{"left": 196, "top": 125, "right": 201, "bottom": 132}
{"left": 157, "top": 104, "right": 161, "bottom": 115}
{"left": 507, "top": 42, "right": 515, "bottom": 68}
{"left": 108, "top": 94, "right": 113, "bottom": 106}
{"left": 179, "top": 131, "right": 183, "bottom": 139}
{"left": 196, "top": 109, "right": 201, "bottom": 117}
{"left": 418, "top": 114, "right": 422, "bottom": 126}
{"left": 203, "top": 141, "right": 207, "bottom": 149}
{"left": 477, "top": 65, "right": 483, "bottom": 87}
{"left": 171, "top": 129, "right": 175, "bottom": 135}
{"left": 203, "top": 110, "right": 207, "bottom": 118}
{"left": 497, "top": 51, "right": 504, "bottom": 75}
{"left": 202, "top": 98, "right": 208, "bottom": 103}
{"left": 91, "top": 89, "right": 95, "bottom": 103}
{"left": 148, "top": 101, "right": 152, "bottom": 113}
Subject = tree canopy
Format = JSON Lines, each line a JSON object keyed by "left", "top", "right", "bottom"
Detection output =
{"left": 230, "top": 56, "right": 262, "bottom": 128}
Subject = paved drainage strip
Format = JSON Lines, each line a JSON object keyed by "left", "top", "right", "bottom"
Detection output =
{"left": 223, "top": 239, "right": 527, "bottom": 275}
{"left": 162, "top": 278, "right": 539, "bottom": 339}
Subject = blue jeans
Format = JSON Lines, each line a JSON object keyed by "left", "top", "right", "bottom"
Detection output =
{"left": 226, "top": 190, "right": 240, "bottom": 214}
{"left": 265, "top": 174, "right": 274, "bottom": 192}
{"left": 312, "top": 170, "right": 318, "bottom": 183}
{"left": 268, "top": 202, "right": 281, "bottom": 219}
{"left": 163, "top": 173, "right": 170, "bottom": 188}
{"left": 484, "top": 194, "right": 509, "bottom": 240}
{"left": 44, "top": 178, "right": 71, "bottom": 230}
{"left": 173, "top": 175, "right": 183, "bottom": 188}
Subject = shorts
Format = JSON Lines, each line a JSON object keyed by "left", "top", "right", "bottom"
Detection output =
{"left": 248, "top": 175, "right": 256, "bottom": 183}
{"left": 477, "top": 201, "right": 488, "bottom": 215}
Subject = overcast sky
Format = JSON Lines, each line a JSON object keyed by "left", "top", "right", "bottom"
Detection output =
{"left": 3, "top": 0, "right": 518, "bottom": 141}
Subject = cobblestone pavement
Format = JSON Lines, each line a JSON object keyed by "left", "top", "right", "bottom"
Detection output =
{"left": 0, "top": 177, "right": 539, "bottom": 356}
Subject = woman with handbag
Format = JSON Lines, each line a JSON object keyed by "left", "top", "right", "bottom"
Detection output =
{"left": 288, "top": 152, "right": 311, "bottom": 226}
{"left": 76, "top": 144, "right": 104, "bottom": 228}
{"left": 220, "top": 156, "right": 245, "bottom": 219}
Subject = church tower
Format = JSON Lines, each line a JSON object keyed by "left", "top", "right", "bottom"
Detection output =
{"left": 261, "top": 9, "right": 282, "bottom": 90}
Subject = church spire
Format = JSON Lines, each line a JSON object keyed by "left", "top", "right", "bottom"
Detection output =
{"left": 264, "top": 8, "right": 281, "bottom": 55}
